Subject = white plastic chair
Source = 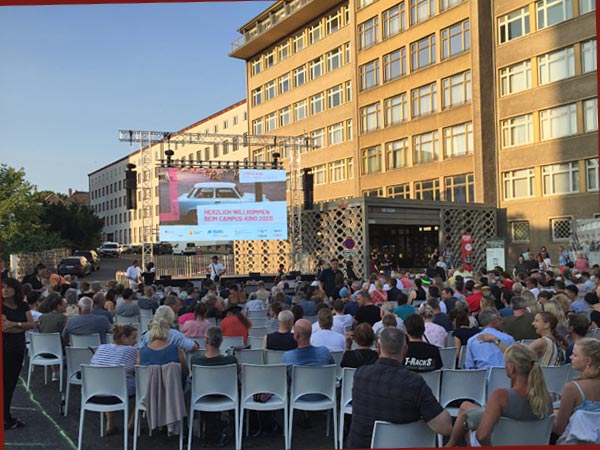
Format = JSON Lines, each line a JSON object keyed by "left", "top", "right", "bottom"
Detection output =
{"left": 370, "top": 420, "right": 437, "bottom": 448}
{"left": 247, "top": 310, "right": 266, "bottom": 320}
{"left": 289, "top": 365, "right": 338, "bottom": 449}
{"left": 439, "top": 347, "right": 457, "bottom": 369}
{"left": 78, "top": 365, "right": 128, "bottom": 450}
{"left": 70, "top": 334, "right": 101, "bottom": 348}
{"left": 489, "top": 415, "right": 554, "bottom": 445}
{"left": 331, "top": 351, "right": 344, "bottom": 382}
{"left": 542, "top": 365, "right": 571, "bottom": 398}
{"left": 64, "top": 347, "right": 94, "bottom": 416}
{"left": 457, "top": 345, "right": 467, "bottom": 369}
{"left": 419, "top": 369, "right": 442, "bottom": 401}
{"left": 239, "top": 364, "right": 288, "bottom": 449}
{"left": 587, "top": 328, "right": 600, "bottom": 339}
{"left": 236, "top": 349, "right": 264, "bottom": 365}
{"left": 220, "top": 336, "right": 245, "bottom": 354}
{"left": 247, "top": 336, "right": 264, "bottom": 350}
{"left": 265, "top": 349, "right": 286, "bottom": 365}
{"left": 250, "top": 318, "right": 267, "bottom": 328}
{"left": 139, "top": 308, "right": 154, "bottom": 319}
{"left": 115, "top": 314, "right": 140, "bottom": 324}
{"left": 105, "top": 333, "right": 114, "bottom": 344}
{"left": 339, "top": 367, "right": 356, "bottom": 449}
{"left": 439, "top": 369, "right": 487, "bottom": 416}
{"left": 486, "top": 366, "right": 510, "bottom": 402}
{"left": 185, "top": 350, "right": 205, "bottom": 375}
{"left": 249, "top": 327, "right": 267, "bottom": 338}
{"left": 187, "top": 364, "right": 240, "bottom": 450}
{"left": 27, "top": 332, "right": 64, "bottom": 392}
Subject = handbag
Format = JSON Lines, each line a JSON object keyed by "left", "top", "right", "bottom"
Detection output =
{"left": 463, "top": 407, "right": 485, "bottom": 431}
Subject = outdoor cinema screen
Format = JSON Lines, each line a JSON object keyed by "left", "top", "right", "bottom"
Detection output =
{"left": 158, "top": 167, "right": 288, "bottom": 242}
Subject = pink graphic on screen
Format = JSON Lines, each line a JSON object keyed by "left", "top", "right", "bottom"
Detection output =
{"left": 159, "top": 168, "right": 181, "bottom": 222}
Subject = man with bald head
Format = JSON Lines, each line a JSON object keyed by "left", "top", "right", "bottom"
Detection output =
{"left": 281, "top": 318, "right": 334, "bottom": 368}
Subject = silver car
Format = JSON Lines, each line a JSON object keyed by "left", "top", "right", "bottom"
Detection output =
{"left": 178, "top": 182, "right": 258, "bottom": 222}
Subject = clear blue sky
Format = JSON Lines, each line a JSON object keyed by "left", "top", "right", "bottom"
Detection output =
{"left": 0, "top": 1, "right": 272, "bottom": 194}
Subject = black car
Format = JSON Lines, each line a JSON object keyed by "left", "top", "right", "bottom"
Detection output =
{"left": 73, "top": 250, "right": 101, "bottom": 272}
{"left": 58, "top": 256, "right": 92, "bottom": 277}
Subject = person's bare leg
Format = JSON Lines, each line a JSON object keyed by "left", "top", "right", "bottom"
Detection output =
{"left": 105, "top": 412, "right": 115, "bottom": 434}
{"left": 445, "top": 401, "right": 478, "bottom": 447}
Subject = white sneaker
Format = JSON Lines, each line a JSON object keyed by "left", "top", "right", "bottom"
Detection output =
{"left": 52, "top": 372, "right": 59, "bottom": 382}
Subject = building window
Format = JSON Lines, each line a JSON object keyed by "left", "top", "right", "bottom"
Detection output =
{"left": 213, "top": 144, "right": 219, "bottom": 158}
{"left": 542, "top": 162, "right": 579, "bottom": 195}
{"left": 357, "top": 0, "right": 378, "bottom": 9}
{"left": 441, "top": 20, "right": 470, "bottom": 60}
{"left": 327, "top": 47, "right": 343, "bottom": 72}
{"left": 278, "top": 41, "right": 290, "bottom": 61}
{"left": 360, "top": 59, "right": 380, "bottom": 91}
{"left": 264, "top": 49, "right": 275, "bottom": 68}
{"left": 580, "top": 0, "right": 596, "bottom": 13}
{"left": 292, "top": 32, "right": 305, "bottom": 53}
{"left": 410, "top": 0, "right": 435, "bottom": 24}
{"left": 442, "top": 70, "right": 471, "bottom": 109}
{"left": 384, "top": 93, "right": 408, "bottom": 126}
{"left": 293, "top": 65, "right": 306, "bottom": 87}
{"left": 501, "top": 114, "right": 533, "bottom": 148}
{"left": 265, "top": 80, "right": 276, "bottom": 100}
{"left": 222, "top": 141, "right": 229, "bottom": 155}
{"left": 346, "top": 119, "right": 353, "bottom": 141}
{"left": 411, "top": 34, "right": 436, "bottom": 71}
{"left": 445, "top": 173, "right": 474, "bottom": 202}
{"left": 383, "top": 3, "right": 405, "bottom": 39}
{"left": 412, "top": 82, "right": 437, "bottom": 118}
{"left": 361, "top": 102, "right": 381, "bottom": 133}
{"left": 363, "top": 188, "right": 384, "bottom": 198}
{"left": 538, "top": 46, "right": 575, "bottom": 85}
{"left": 326, "top": 9, "right": 342, "bottom": 34}
{"left": 498, "top": 7, "right": 530, "bottom": 44}
{"left": 582, "top": 39, "right": 597, "bottom": 73}
{"left": 413, "top": 131, "right": 439, "bottom": 164}
{"left": 309, "top": 57, "right": 324, "bottom": 80}
{"left": 584, "top": 98, "right": 598, "bottom": 132}
{"left": 345, "top": 42, "right": 351, "bottom": 64}
{"left": 536, "top": 0, "right": 573, "bottom": 30}
{"left": 359, "top": 16, "right": 379, "bottom": 50}
{"left": 388, "top": 183, "right": 411, "bottom": 199}
{"left": 499, "top": 60, "right": 531, "bottom": 96}
{"left": 265, "top": 113, "right": 277, "bottom": 132}
{"left": 511, "top": 221, "right": 531, "bottom": 242}
{"left": 551, "top": 217, "right": 572, "bottom": 240}
{"left": 252, "top": 119, "right": 263, "bottom": 135}
{"left": 444, "top": 122, "right": 473, "bottom": 158}
{"left": 251, "top": 58, "right": 262, "bottom": 75}
{"left": 383, "top": 48, "right": 407, "bottom": 82}
{"left": 586, "top": 158, "right": 599, "bottom": 191}
{"left": 415, "top": 179, "right": 440, "bottom": 201}
{"left": 233, "top": 116, "right": 238, "bottom": 125}
{"left": 311, "top": 129, "right": 325, "bottom": 150}
{"left": 441, "top": 0, "right": 464, "bottom": 10}
{"left": 308, "top": 22, "right": 323, "bottom": 44}
{"left": 251, "top": 87, "right": 262, "bottom": 106}
{"left": 313, "top": 164, "right": 327, "bottom": 185}
{"left": 503, "top": 168, "right": 535, "bottom": 199}
{"left": 386, "top": 138, "right": 409, "bottom": 169}
{"left": 328, "top": 84, "right": 344, "bottom": 109}
{"left": 540, "top": 103, "right": 577, "bottom": 141}
{"left": 328, "top": 122, "right": 345, "bottom": 145}
{"left": 295, "top": 100, "right": 307, "bottom": 121}
{"left": 204, "top": 147, "right": 210, "bottom": 160}
{"left": 310, "top": 93, "right": 324, "bottom": 115}
{"left": 329, "top": 159, "right": 347, "bottom": 182}
{"left": 362, "top": 146, "right": 382, "bottom": 174}
{"left": 279, "top": 74, "right": 290, "bottom": 94}
{"left": 279, "top": 107, "right": 291, "bottom": 127}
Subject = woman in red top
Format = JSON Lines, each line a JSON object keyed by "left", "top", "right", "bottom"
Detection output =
{"left": 220, "top": 305, "right": 252, "bottom": 345}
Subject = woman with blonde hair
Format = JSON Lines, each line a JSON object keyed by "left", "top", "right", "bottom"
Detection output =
{"left": 541, "top": 299, "right": 569, "bottom": 338}
{"left": 529, "top": 311, "right": 568, "bottom": 366}
{"left": 371, "top": 280, "right": 388, "bottom": 305}
{"left": 551, "top": 293, "right": 571, "bottom": 316}
{"left": 522, "top": 290, "right": 540, "bottom": 314}
{"left": 553, "top": 338, "right": 600, "bottom": 444}
{"left": 446, "top": 343, "right": 552, "bottom": 447}
{"left": 139, "top": 318, "right": 188, "bottom": 377}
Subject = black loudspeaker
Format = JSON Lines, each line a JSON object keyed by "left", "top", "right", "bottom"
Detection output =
{"left": 289, "top": 271, "right": 301, "bottom": 278}
{"left": 303, "top": 170, "right": 314, "bottom": 210}
{"left": 125, "top": 168, "right": 137, "bottom": 210}
{"left": 249, "top": 272, "right": 261, "bottom": 278}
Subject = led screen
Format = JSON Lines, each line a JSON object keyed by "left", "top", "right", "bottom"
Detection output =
{"left": 158, "top": 167, "right": 288, "bottom": 242}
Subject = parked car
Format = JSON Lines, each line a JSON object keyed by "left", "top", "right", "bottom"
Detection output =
{"left": 58, "top": 256, "right": 92, "bottom": 277}
{"left": 152, "top": 242, "right": 173, "bottom": 255}
{"left": 122, "top": 245, "right": 142, "bottom": 255}
{"left": 99, "top": 242, "right": 120, "bottom": 258}
{"left": 173, "top": 242, "right": 197, "bottom": 256}
{"left": 177, "top": 182, "right": 258, "bottom": 223}
{"left": 73, "top": 250, "right": 101, "bottom": 272}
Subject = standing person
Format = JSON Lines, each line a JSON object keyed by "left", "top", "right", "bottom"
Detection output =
{"left": 574, "top": 251, "right": 590, "bottom": 274}
{"left": 208, "top": 255, "right": 225, "bottom": 284}
{"left": 318, "top": 258, "right": 344, "bottom": 300}
{"left": 347, "top": 327, "right": 452, "bottom": 448}
{"left": 3, "top": 278, "right": 36, "bottom": 429}
{"left": 141, "top": 261, "right": 156, "bottom": 286}
{"left": 354, "top": 291, "right": 381, "bottom": 327}
{"left": 125, "top": 260, "right": 140, "bottom": 289}
{"left": 345, "top": 256, "right": 358, "bottom": 281}
{"left": 21, "top": 263, "right": 47, "bottom": 292}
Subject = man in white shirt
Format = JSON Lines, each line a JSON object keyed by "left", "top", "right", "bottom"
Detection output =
{"left": 125, "top": 260, "right": 140, "bottom": 289}
{"left": 310, "top": 308, "right": 345, "bottom": 352}
{"left": 244, "top": 293, "right": 266, "bottom": 312}
{"left": 208, "top": 256, "right": 225, "bottom": 284}
{"left": 332, "top": 299, "right": 353, "bottom": 334}
{"left": 372, "top": 301, "right": 405, "bottom": 335}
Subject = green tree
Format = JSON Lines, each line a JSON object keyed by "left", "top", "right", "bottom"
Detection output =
{"left": 42, "top": 202, "right": 104, "bottom": 250}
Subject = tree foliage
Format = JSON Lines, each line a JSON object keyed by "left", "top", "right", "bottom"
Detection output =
{"left": 42, "top": 202, "right": 104, "bottom": 250}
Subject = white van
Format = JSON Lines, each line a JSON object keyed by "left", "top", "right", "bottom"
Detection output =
{"left": 99, "top": 242, "right": 120, "bottom": 258}
{"left": 172, "top": 242, "right": 197, "bottom": 256}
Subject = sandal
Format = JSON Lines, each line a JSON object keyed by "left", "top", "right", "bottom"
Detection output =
{"left": 5, "top": 418, "right": 25, "bottom": 430}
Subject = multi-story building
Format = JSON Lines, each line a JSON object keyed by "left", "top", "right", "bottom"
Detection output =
{"left": 230, "top": 0, "right": 597, "bottom": 263}
{"left": 88, "top": 100, "right": 249, "bottom": 244}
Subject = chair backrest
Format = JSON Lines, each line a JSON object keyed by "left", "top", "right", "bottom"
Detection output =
{"left": 247, "top": 310, "right": 266, "bottom": 320}
{"left": 30, "top": 333, "right": 63, "bottom": 359}
{"left": 250, "top": 318, "right": 267, "bottom": 328}
{"left": 191, "top": 338, "right": 207, "bottom": 350}
{"left": 139, "top": 309, "right": 154, "bottom": 318}
{"left": 220, "top": 336, "right": 245, "bottom": 354}
{"left": 190, "top": 364, "right": 238, "bottom": 404}
{"left": 135, "top": 365, "right": 149, "bottom": 407}
{"left": 65, "top": 347, "right": 94, "bottom": 381}
{"left": 207, "top": 317, "right": 217, "bottom": 326}
{"left": 304, "top": 315, "right": 318, "bottom": 324}
{"left": 419, "top": 370, "right": 442, "bottom": 400}
{"left": 290, "top": 365, "right": 336, "bottom": 403}
{"left": 587, "top": 328, "right": 600, "bottom": 340}
{"left": 541, "top": 365, "right": 571, "bottom": 397}
{"left": 70, "top": 334, "right": 101, "bottom": 348}
{"left": 439, "top": 369, "right": 487, "bottom": 408}
{"left": 116, "top": 314, "right": 140, "bottom": 324}
{"left": 457, "top": 345, "right": 467, "bottom": 369}
{"left": 340, "top": 367, "right": 357, "bottom": 410}
{"left": 439, "top": 347, "right": 457, "bottom": 369}
{"left": 140, "top": 316, "right": 153, "bottom": 334}
{"left": 371, "top": 420, "right": 437, "bottom": 448}
{"left": 240, "top": 364, "right": 287, "bottom": 404}
{"left": 80, "top": 364, "right": 127, "bottom": 404}
{"left": 249, "top": 327, "right": 267, "bottom": 338}
{"left": 236, "top": 349, "right": 264, "bottom": 365}
{"left": 331, "top": 350, "right": 344, "bottom": 380}
{"left": 247, "top": 336, "right": 264, "bottom": 350}
{"left": 490, "top": 415, "right": 554, "bottom": 446}
{"left": 521, "top": 339, "right": 536, "bottom": 346}
{"left": 265, "top": 349, "right": 286, "bottom": 365}
{"left": 445, "top": 332, "right": 454, "bottom": 348}
{"left": 105, "top": 333, "right": 114, "bottom": 344}
{"left": 487, "top": 366, "right": 510, "bottom": 400}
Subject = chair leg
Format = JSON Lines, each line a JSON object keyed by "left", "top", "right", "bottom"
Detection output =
{"left": 339, "top": 411, "right": 344, "bottom": 449}
{"left": 234, "top": 406, "right": 240, "bottom": 450}
{"left": 133, "top": 409, "right": 139, "bottom": 450}
{"left": 332, "top": 407, "right": 338, "bottom": 450}
{"left": 238, "top": 408, "right": 244, "bottom": 450}
{"left": 245, "top": 409, "right": 249, "bottom": 437}
{"left": 123, "top": 407, "right": 128, "bottom": 450}
{"left": 44, "top": 366, "right": 48, "bottom": 385}
{"left": 288, "top": 408, "right": 294, "bottom": 450}
{"left": 187, "top": 410, "right": 194, "bottom": 450}
{"left": 284, "top": 406, "right": 289, "bottom": 450}
{"left": 326, "top": 410, "right": 330, "bottom": 437}
{"left": 27, "top": 361, "right": 33, "bottom": 391}
{"left": 100, "top": 412, "right": 104, "bottom": 437}
{"left": 78, "top": 410, "right": 85, "bottom": 450}
{"left": 179, "top": 419, "right": 183, "bottom": 450}
{"left": 64, "top": 383, "right": 70, "bottom": 416}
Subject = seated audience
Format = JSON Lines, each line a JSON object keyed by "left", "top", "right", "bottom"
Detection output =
{"left": 62, "top": 297, "right": 112, "bottom": 345}
{"left": 341, "top": 322, "right": 378, "bottom": 368}
{"left": 529, "top": 311, "right": 568, "bottom": 366}
{"left": 310, "top": 308, "right": 346, "bottom": 352}
{"left": 264, "top": 310, "right": 298, "bottom": 351}
{"left": 220, "top": 304, "right": 252, "bottom": 345}
{"left": 502, "top": 296, "right": 539, "bottom": 341}
{"left": 420, "top": 304, "right": 448, "bottom": 348}
{"left": 465, "top": 308, "right": 515, "bottom": 370}
{"left": 182, "top": 302, "right": 211, "bottom": 338}
{"left": 403, "top": 313, "right": 443, "bottom": 372}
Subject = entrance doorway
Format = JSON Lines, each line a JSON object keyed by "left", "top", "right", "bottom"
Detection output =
{"left": 369, "top": 224, "right": 439, "bottom": 269}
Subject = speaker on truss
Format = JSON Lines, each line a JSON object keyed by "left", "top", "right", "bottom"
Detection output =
{"left": 302, "top": 169, "right": 314, "bottom": 210}
{"left": 125, "top": 164, "right": 137, "bottom": 210}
